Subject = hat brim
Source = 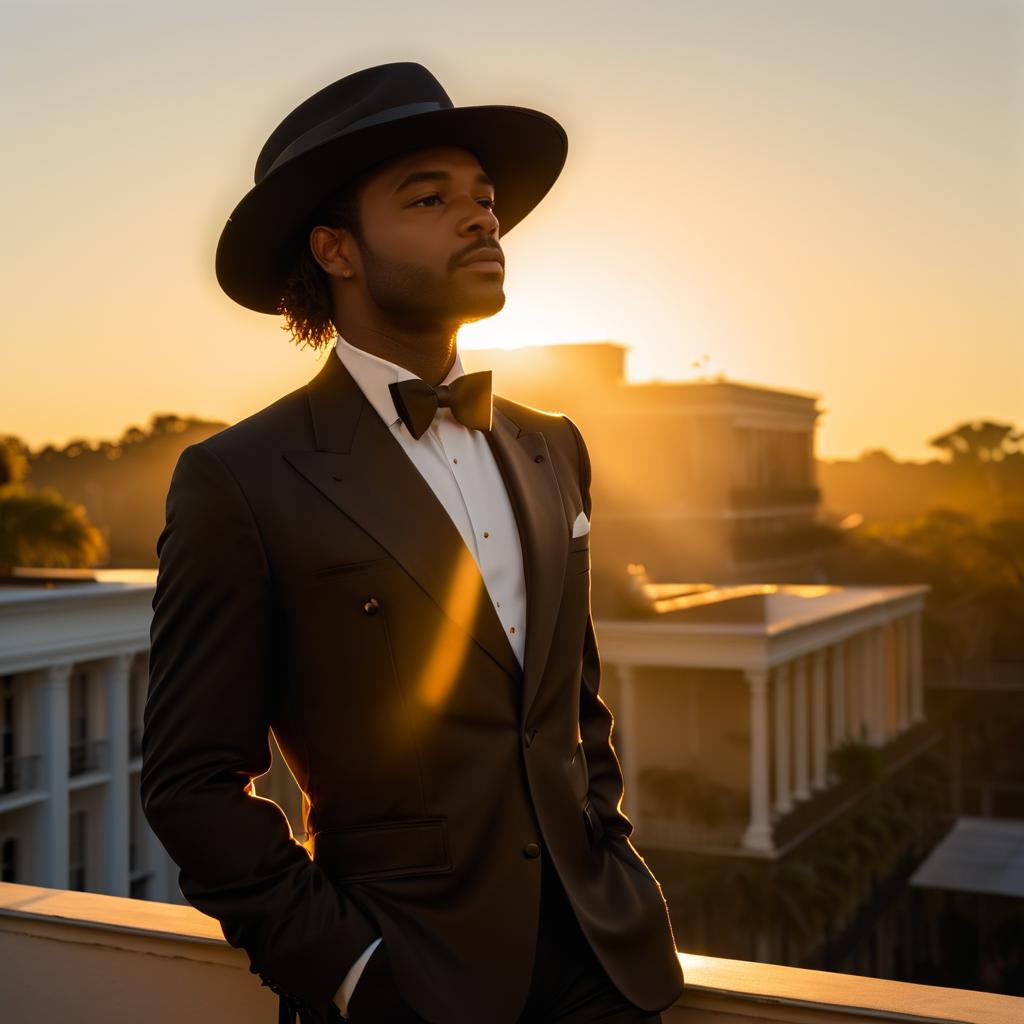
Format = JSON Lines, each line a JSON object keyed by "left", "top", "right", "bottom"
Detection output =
{"left": 215, "top": 104, "right": 568, "bottom": 314}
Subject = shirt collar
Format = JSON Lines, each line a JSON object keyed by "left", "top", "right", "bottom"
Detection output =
{"left": 332, "top": 331, "right": 466, "bottom": 431}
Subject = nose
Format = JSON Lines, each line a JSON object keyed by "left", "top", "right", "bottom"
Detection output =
{"left": 457, "top": 195, "right": 500, "bottom": 238}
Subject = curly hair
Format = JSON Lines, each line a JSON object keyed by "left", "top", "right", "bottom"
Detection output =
{"left": 277, "top": 173, "right": 368, "bottom": 352}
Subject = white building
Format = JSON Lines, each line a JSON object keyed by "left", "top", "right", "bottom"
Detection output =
{"left": 0, "top": 568, "right": 179, "bottom": 902}
{"left": 595, "top": 576, "right": 931, "bottom": 857}
{"left": 0, "top": 566, "right": 933, "bottom": 897}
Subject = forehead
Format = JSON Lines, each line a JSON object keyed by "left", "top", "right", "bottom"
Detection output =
{"left": 365, "top": 145, "right": 492, "bottom": 195}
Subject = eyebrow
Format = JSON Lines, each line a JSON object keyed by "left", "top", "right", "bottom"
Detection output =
{"left": 392, "top": 169, "right": 495, "bottom": 194}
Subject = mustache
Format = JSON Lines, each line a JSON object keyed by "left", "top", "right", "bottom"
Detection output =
{"left": 452, "top": 241, "right": 504, "bottom": 269}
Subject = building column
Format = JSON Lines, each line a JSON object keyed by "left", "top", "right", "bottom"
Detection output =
{"left": 873, "top": 626, "right": 889, "bottom": 744}
{"left": 742, "top": 669, "right": 773, "bottom": 853}
{"left": 846, "top": 635, "right": 861, "bottom": 742}
{"left": 142, "top": 811, "right": 173, "bottom": 902}
{"left": 792, "top": 656, "right": 810, "bottom": 801}
{"left": 773, "top": 662, "right": 792, "bottom": 815}
{"left": 101, "top": 654, "right": 132, "bottom": 896}
{"left": 896, "top": 616, "right": 911, "bottom": 731}
{"left": 811, "top": 649, "right": 828, "bottom": 789}
{"left": 884, "top": 625, "right": 895, "bottom": 736}
{"left": 910, "top": 611, "right": 925, "bottom": 722}
{"left": 829, "top": 642, "right": 846, "bottom": 754}
{"left": 616, "top": 664, "right": 639, "bottom": 824}
{"left": 37, "top": 662, "right": 72, "bottom": 889}
{"left": 897, "top": 614, "right": 905, "bottom": 729}
{"left": 855, "top": 632, "right": 872, "bottom": 743}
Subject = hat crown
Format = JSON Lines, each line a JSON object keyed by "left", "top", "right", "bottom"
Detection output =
{"left": 254, "top": 62, "right": 453, "bottom": 184}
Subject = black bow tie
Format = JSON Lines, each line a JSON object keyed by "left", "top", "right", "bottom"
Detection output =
{"left": 388, "top": 370, "right": 493, "bottom": 440}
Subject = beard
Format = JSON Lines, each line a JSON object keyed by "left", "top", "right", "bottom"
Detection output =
{"left": 358, "top": 239, "right": 505, "bottom": 329}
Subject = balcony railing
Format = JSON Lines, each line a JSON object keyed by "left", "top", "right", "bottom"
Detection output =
{"left": 0, "top": 881, "right": 1020, "bottom": 1023}
{"left": 0, "top": 754, "right": 42, "bottom": 796}
{"left": 68, "top": 739, "right": 109, "bottom": 776}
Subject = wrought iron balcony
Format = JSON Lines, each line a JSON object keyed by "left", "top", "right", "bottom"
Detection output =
{"left": 68, "top": 738, "right": 109, "bottom": 776}
{"left": 0, "top": 753, "right": 42, "bottom": 796}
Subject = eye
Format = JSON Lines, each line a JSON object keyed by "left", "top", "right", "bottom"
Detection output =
{"left": 410, "top": 194, "right": 497, "bottom": 209}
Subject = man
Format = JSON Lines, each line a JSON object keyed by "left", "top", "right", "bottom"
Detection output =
{"left": 141, "top": 62, "right": 685, "bottom": 1024}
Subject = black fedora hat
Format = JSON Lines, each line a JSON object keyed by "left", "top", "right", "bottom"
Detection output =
{"left": 215, "top": 61, "right": 568, "bottom": 314}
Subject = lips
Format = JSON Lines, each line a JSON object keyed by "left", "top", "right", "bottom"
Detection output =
{"left": 458, "top": 248, "right": 504, "bottom": 268}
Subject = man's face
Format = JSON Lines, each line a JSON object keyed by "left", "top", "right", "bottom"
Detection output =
{"left": 345, "top": 146, "right": 505, "bottom": 328}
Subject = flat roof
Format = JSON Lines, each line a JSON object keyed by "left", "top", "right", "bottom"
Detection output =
{"left": 0, "top": 568, "right": 157, "bottom": 606}
{"left": 910, "top": 817, "right": 1024, "bottom": 898}
{"left": 637, "top": 582, "right": 927, "bottom": 634}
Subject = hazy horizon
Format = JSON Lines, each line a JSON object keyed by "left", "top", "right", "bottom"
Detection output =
{"left": 3, "top": 0, "right": 1021, "bottom": 460}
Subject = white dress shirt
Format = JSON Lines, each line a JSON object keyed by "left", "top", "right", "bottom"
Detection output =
{"left": 330, "top": 331, "right": 528, "bottom": 1016}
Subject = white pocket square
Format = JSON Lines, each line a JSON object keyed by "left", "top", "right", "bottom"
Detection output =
{"left": 571, "top": 510, "right": 591, "bottom": 538}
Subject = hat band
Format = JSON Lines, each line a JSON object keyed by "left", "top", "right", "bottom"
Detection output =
{"left": 265, "top": 100, "right": 447, "bottom": 178}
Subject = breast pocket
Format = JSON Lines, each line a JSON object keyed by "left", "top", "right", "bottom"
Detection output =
{"left": 310, "top": 554, "right": 398, "bottom": 580}
{"left": 567, "top": 535, "right": 590, "bottom": 575}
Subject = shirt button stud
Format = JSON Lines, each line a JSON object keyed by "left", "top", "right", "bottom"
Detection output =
{"left": 523, "top": 842, "right": 541, "bottom": 858}
{"left": 509, "top": 626, "right": 516, "bottom": 634}
{"left": 363, "top": 597, "right": 379, "bottom": 615}
{"left": 483, "top": 531, "right": 489, "bottom": 539}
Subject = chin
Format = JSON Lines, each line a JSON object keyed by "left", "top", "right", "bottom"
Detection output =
{"left": 456, "top": 289, "right": 506, "bottom": 323}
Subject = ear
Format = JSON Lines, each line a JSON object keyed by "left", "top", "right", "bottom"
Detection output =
{"left": 309, "top": 225, "right": 358, "bottom": 281}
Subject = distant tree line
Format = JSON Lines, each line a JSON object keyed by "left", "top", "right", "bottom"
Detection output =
{"left": 0, "top": 413, "right": 227, "bottom": 574}
{"left": 27, "top": 413, "right": 217, "bottom": 464}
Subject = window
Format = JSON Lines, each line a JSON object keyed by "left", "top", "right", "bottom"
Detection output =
{"left": 1, "top": 837, "right": 17, "bottom": 882}
{"left": 1, "top": 675, "right": 14, "bottom": 794}
{"left": 69, "top": 809, "right": 87, "bottom": 891}
{"left": 69, "top": 670, "right": 89, "bottom": 775}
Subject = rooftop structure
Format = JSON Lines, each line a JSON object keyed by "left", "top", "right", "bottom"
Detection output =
{"left": 593, "top": 575, "right": 931, "bottom": 857}
{"left": 0, "top": 568, "right": 176, "bottom": 902}
{"left": 463, "top": 342, "right": 825, "bottom": 581}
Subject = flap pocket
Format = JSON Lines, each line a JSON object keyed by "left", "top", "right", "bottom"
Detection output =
{"left": 313, "top": 816, "right": 452, "bottom": 882}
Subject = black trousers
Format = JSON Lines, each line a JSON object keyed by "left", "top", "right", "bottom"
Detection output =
{"left": 345, "top": 845, "right": 663, "bottom": 1023}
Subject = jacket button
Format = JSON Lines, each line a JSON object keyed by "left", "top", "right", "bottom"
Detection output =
{"left": 363, "top": 597, "right": 379, "bottom": 615}
{"left": 523, "top": 842, "right": 541, "bottom": 858}
{"left": 534, "top": 454, "right": 544, "bottom": 463}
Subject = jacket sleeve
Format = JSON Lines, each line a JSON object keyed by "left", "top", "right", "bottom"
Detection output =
{"left": 563, "top": 417, "right": 634, "bottom": 841}
{"left": 141, "top": 442, "right": 381, "bottom": 1023}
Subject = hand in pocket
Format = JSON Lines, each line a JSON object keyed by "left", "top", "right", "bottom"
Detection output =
{"left": 346, "top": 940, "right": 389, "bottom": 1019}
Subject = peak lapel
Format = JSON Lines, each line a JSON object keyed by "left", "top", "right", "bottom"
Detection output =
{"left": 485, "top": 404, "right": 569, "bottom": 723}
{"left": 282, "top": 353, "right": 521, "bottom": 683}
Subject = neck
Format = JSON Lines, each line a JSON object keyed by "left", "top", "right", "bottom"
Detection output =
{"left": 335, "top": 321, "right": 458, "bottom": 387}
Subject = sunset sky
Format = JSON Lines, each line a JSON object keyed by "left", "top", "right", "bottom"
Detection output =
{"left": 3, "top": 0, "right": 1021, "bottom": 461}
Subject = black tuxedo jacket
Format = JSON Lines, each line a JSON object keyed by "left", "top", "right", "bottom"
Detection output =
{"left": 141, "top": 352, "right": 685, "bottom": 1024}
